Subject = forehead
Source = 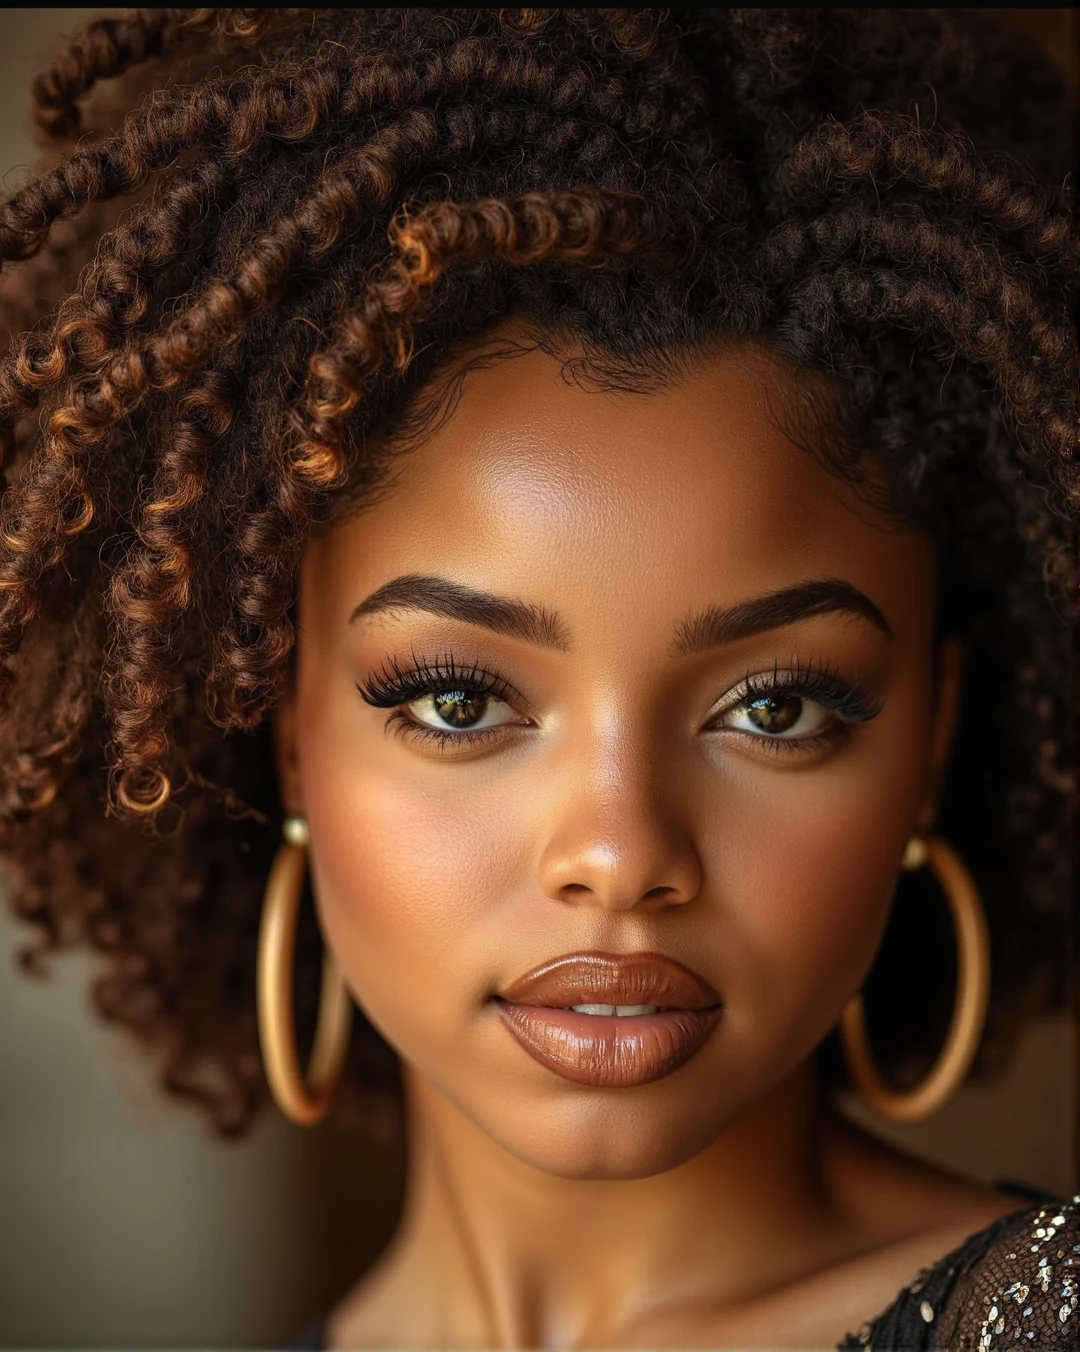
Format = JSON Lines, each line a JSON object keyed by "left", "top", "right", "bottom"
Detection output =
{"left": 302, "top": 338, "right": 931, "bottom": 632}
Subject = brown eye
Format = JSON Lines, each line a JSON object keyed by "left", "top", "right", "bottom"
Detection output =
{"left": 721, "top": 692, "right": 833, "bottom": 739}
{"left": 431, "top": 692, "right": 488, "bottom": 728}
{"left": 746, "top": 695, "right": 802, "bottom": 733}
{"left": 407, "top": 690, "right": 520, "bottom": 733}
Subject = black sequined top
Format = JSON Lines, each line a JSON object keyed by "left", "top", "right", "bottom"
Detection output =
{"left": 839, "top": 1185, "right": 1079, "bottom": 1351}
{"left": 287, "top": 1181, "right": 1077, "bottom": 1350}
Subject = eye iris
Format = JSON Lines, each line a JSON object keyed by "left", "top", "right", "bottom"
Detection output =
{"left": 431, "top": 690, "right": 487, "bottom": 728}
{"left": 746, "top": 694, "right": 802, "bottom": 733}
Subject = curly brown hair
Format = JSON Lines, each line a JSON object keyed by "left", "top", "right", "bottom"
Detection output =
{"left": 0, "top": 7, "right": 1074, "bottom": 1137}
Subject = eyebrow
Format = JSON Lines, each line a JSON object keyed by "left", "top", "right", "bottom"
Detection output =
{"left": 674, "top": 576, "right": 893, "bottom": 652}
{"left": 350, "top": 574, "right": 570, "bottom": 649}
{"left": 349, "top": 573, "right": 892, "bottom": 653}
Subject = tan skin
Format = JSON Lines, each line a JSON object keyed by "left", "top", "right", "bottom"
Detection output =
{"left": 273, "top": 330, "right": 1024, "bottom": 1348}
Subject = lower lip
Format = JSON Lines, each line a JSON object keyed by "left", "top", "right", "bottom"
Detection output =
{"left": 492, "top": 1000, "right": 723, "bottom": 1088}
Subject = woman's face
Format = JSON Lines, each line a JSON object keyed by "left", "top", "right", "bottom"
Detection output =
{"left": 277, "top": 333, "right": 958, "bottom": 1180}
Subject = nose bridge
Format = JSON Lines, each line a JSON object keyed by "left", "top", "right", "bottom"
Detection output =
{"left": 536, "top": 713, "right": 703, "bottom": 912}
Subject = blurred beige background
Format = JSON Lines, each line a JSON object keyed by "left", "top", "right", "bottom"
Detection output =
{"left": 0, "top": 8, "right": 1076, "bottom": 1350}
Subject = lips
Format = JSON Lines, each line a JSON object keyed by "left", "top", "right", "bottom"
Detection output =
{"left": 492, "top": 950, "right": 722, "bottom": 1088}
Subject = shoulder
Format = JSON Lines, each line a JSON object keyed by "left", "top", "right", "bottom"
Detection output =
{"left": 840, "top": 1193, "right": 1080, "bottom": 1351}
{"left": 931, "top": 1193, "right": 1079, "bottom": 1349}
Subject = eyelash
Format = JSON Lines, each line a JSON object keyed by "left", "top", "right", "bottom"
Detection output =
{"left": 355, "top": 651, "right": 882, "bottom": 756}
{"left": 720, "top": 659, "right": 881, "bottom": 757}
{"left": 357, "top": 650, "right": 522, "bottom": 753}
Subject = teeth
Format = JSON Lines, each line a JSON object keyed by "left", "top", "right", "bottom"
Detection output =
{"left": 569, "top": 1004, "right": 659, "bottom": 1016}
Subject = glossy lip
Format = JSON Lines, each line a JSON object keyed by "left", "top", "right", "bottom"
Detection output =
{"left": 492, "top": 950, "right": 723, "bottom": 1088}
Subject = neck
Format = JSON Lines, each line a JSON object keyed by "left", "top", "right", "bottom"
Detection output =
{"left": 380, "top": 1057, "right": 849, "bottom": 1347}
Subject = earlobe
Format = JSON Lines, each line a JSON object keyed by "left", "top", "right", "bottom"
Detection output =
{"left": 917, "top": 635, "right": 965, "bottom": 832}
{"left": 271, "top": 687, "right": 305, "bottom": 818}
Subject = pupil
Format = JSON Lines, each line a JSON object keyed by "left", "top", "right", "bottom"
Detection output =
{"left": 433, "top": 691, "right": 486, "bottom": 728}
{"left": 747, "top": 695, "right": 801, "bottom": 733}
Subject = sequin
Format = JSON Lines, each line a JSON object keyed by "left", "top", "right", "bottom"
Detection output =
{"left": 836, "top": 1194, "right": 1079, "bottom": 1349}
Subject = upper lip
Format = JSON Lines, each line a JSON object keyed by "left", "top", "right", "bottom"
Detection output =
{"left": 496, "top": 950, "right": 721, "bottom": 1011}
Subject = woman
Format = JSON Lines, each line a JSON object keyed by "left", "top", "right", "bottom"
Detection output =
{"left": 0, "top": 8, "right": 1074, "bottom": 1349}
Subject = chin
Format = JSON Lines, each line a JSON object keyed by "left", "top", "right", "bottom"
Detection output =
{"left": 465, "top": 1082, "right": 736, "bottom": 1181}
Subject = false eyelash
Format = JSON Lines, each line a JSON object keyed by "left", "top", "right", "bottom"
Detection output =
{"left": 729, "top": 658, "right": 883, "bottom": 724}
{"left": 355, "top": 650, "right": 883, "bottom": 756}
{"left": 356, "top": 649, "right": 518, "bottom": 710}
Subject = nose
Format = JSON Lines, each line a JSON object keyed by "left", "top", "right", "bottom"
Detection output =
{"left": 536, "top": 754, "right": 704, "bottom": 914}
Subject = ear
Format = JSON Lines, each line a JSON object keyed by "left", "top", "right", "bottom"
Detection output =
{"left": 915, "top": 635, "right": 964, "bottom": 833}
{"left": 271, "top": 681, "right": 306, "bottom": 818}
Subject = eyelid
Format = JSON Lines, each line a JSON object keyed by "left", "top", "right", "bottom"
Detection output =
{"left": 703, "top": 665, "right": 883, "bottom": 739}
{"left": 357, "top": 648, "right": 530, "bottom": 713}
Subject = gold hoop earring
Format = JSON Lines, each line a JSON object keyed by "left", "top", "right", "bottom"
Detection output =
{"left": 839, "top": 833, "right": 990, "bottom": 1124}
{"left": 257, "top": 813, "right": 353, "bottom": 1125}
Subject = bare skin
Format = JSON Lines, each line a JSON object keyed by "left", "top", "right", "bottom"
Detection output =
{"left": 273, "top": 330, "right": 1024, "bottom": 1348}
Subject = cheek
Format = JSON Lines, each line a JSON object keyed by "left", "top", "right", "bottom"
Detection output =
{"left": 714, "top": 716, "right": 929, "bottom": 1056}
{"left": 293, "top": 701, "right": 518, "bottom": 1063}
